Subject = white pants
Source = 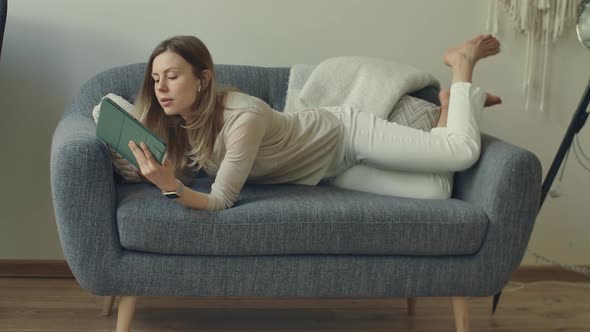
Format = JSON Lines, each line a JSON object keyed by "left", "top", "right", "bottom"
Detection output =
{"left": 321, "top": 82, "right": 485, "bottom": 199}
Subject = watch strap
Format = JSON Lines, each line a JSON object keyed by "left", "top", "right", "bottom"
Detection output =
{"left": 163, "top": 179, "right": 184, "bottom": 199}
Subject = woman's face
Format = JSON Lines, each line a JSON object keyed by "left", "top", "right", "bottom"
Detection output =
{"left": 151, "top": 50, "right": 202, "bottom": 120}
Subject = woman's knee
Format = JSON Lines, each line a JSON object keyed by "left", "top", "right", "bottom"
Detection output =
{"left": 417, "top": 173, "right": 453, "bottom": 199}
{"left": 452, "top": 138, "right": 481, "bottom": 171}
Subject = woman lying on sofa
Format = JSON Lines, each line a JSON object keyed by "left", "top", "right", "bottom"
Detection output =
{"left": 127, "top": 34, "right": 502, "bottom": 211}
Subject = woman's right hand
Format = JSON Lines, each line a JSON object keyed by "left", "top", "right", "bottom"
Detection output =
{"left": 131, "top": 165, "right": 154, "bottom": 184}
{"left": 138, "top": 172, "right": 153, "bottom": 184}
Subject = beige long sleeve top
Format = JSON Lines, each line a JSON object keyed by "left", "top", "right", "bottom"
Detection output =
{"left": 202, "top": 91, "right": 344, "bottom": 211}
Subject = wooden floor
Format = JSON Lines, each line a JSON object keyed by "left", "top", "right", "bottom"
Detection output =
{"left": 1, "top": 278, "right": 588, "bottom": 332}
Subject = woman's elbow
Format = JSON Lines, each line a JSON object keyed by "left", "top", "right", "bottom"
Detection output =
{"left": 207, "top": 195, "right": 235, "bottom": 211}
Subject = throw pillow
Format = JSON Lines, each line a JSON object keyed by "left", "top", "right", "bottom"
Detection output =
{"left": 388, "top": 94, "right": 441, "bottom": 132}
{"left": 92, "top": 93, "right": 143, "bottom": 183}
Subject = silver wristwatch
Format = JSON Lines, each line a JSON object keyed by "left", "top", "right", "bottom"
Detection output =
{"left": 162, "top": 179, "right": 184, "bottom": 199}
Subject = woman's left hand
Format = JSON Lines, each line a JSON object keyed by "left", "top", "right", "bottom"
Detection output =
{"left": 128, "top": 140, "right": 177, "bottom": 191}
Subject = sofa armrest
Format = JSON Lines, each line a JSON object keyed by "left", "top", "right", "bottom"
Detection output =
{"left": 50, "top": 110, "right": 121, "bottom": 291}
{"left": 454, "top": 133, "right": 541, "bottom": 214}
{"left": 453, "top": 133, "right": 542, "bottom": 289}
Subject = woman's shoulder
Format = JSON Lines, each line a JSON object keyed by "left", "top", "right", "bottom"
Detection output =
{"left": 223, "top": 91, "right": 270, "bottom": 112}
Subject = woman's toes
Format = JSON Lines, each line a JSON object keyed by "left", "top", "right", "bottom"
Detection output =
{"left": 484, "top": 93, "right": 502, "bottom": 107}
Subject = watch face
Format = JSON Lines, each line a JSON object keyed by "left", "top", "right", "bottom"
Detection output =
{"left": 164, "top": 193, "right": 180, "bottom": 199}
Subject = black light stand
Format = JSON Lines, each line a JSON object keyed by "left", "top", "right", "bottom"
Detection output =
{"left": 0, "top": 0, "right": 6, "bottom": 60}
{"left": 492, "top": 77, "right": 590, "bottom": 315}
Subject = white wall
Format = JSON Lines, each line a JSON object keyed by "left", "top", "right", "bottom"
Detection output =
{"left": 1, "top": 0, "right": 588, "bottom": 266}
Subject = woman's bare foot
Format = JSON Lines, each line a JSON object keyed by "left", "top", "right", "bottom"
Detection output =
{"left": 434, "top": 34, "right": 502, "bottom": 126}
{"left": 443, "top": 34, "right": 501, "bottom": 68}
{"left": 483, "top": 93, "right": 502, "bottom": 107}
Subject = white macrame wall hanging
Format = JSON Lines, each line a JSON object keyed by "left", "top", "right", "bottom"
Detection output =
{"left": 487, "top": 0, "right": 580, "bottom": 112}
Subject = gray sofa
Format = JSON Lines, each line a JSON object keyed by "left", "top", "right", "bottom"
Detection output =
{"left": 50, "top": 63, "right": 542, "bottom": 332}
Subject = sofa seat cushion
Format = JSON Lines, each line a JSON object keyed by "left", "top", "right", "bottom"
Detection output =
{"left": 116, "top": 178, "right": 489, "bottom": 256}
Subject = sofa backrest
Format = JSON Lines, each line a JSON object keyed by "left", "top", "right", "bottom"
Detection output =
{"left": 215, "top": 64, "right": 290, "bottom": 111}
{"left": 69, "top": 62, "right": 439, "bottom": 121}
{"left": 214, "top": 64, "right": 440, "bottom": 109}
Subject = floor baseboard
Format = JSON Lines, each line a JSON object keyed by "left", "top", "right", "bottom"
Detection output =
{"left": 510, "top": 265, "right": 590, "bottom": 282}
{"left": 0, "top": 260, "right": 73, "bottom": 278}
{"left": 1, "top": 259, "right": 588, "bottom": 282}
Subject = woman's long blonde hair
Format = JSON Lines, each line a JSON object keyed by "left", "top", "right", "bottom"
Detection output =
{"left": 135, "top": 35, "right": 236, "bottom": 184}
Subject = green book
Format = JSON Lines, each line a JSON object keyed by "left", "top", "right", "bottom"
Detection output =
{"left": 95, "top": 97, "right": 166, "bottom": 169}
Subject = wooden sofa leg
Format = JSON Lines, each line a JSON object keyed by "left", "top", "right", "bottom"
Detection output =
{"left": 407, "top": 298, "right": 416, "bottom": 316}
{"left": 116, "top": 296, "right": 137, "bottom": 332}
{"left": 451, "top": 297, "right": 470, "bottom": 332}
{"left": 101, "top": 296, "right": 116, "bottom": 316}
